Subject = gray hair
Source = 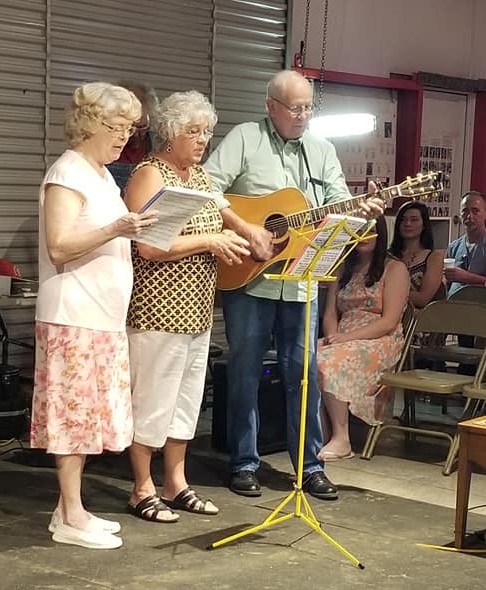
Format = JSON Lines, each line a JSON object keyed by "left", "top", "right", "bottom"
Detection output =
{"left": 154, "top": 90, "right": 217, "bottom": 147}
{"left": 116, "top": 80, "right": 159, "bottom": 112}
{"left": 64, "top": 82, "right": 141, "bottom": 147}
{"left": 266, "top": 70, "right": 311, "bottom": 99}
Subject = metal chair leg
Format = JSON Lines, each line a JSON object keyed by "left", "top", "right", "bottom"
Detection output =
{"left": 443, "top": 432, "right": 460, "bottom": 476}
{"left": 361, "top": 424, "right": 379, "bottom": 459}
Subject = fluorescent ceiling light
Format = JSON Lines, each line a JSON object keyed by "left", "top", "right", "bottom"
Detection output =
{"left": 309, "top": 113, "right": 376, "bottom": 138}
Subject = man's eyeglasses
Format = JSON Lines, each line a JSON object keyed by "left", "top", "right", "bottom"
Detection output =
{"left": 270, "top": 96, "right": 313, "bottom": 117}
{"left": 102, "top": 121, "right": 137, "bottom": 137}
{"left": 185, "top": 128, "right": 214, "bottom": 141}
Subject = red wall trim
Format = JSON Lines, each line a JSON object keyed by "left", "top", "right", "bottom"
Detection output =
{"left": 298, "top": 67, "right": 421, "bottom": 91}
{"left": 295, "top": 67, "right": 423, "bottom": 181}
{"left": 471, "top": 92, "right": 486, "bottom": 193}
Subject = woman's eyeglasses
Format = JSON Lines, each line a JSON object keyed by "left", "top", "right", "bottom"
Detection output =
{"left": 185, "top": 128, "right": 214, "bottom": 141}
{"left": 102, "top": 121, "right": 137, "bottom": 137}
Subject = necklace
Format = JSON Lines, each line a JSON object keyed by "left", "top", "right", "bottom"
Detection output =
{"left": 402, "top": 250, "right": 423, "bottom": 268}
{"left": 157, "top": 152, "right": 192, "bottom": 182}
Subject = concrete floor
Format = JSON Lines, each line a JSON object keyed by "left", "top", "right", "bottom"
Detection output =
{"left": 1, "top": 409, "right": 486, "bottom": 590}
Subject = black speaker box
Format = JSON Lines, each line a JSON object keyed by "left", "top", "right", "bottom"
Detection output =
{"left": 211, "top": 357, "right": 287, "bottom": 455}
{"left": 0, "top": 364, "right": 27, "bottom": 439}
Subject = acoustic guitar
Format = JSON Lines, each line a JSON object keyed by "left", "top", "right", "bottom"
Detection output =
{"left": 217, "top": 171, "right": 443, "bottom": 291}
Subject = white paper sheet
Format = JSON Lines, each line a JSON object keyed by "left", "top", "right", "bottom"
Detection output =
{"left": 287, "top": 214, "right": 371, "bottom": 277}
{"left": 134, "top": 186, "right": 213, "bottom": 251}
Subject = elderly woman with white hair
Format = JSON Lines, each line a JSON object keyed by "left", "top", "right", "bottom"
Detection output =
{"left": 124, "top": 90, "right": 249, "bottom": 522}
{"left": 30, "top": 82, "right": 158, "bottom": 549}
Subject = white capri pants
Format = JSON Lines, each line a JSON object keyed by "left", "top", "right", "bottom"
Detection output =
{"left": 128, "top": 328, "right": 211, "bottom": 448}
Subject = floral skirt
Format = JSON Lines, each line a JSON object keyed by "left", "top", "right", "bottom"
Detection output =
{"left": 30, "top": 322, "right": 133, "bottom": 454}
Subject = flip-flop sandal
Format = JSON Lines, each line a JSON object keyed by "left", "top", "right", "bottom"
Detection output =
{"left": 318, "top": 450, "right": 355, "bottom": 462}
{"left": 163, "top": 487, "right": 219, "bottom": 515}
{"left": 127, "top": 494, "right": 179, "bottom": 523}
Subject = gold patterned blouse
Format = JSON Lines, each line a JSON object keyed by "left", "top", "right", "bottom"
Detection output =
{"left": 127, "top": 157, "right": 223, "bottom": 334}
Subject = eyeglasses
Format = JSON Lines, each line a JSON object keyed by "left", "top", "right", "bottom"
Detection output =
{"left": 270, "top": 96, "right": 313, "bottom": 117}
{"left": 102, "top": 121, "right": 137, "bottom": 137}
{"left": 184, "top": 128, "right": 214, "bottom": 141}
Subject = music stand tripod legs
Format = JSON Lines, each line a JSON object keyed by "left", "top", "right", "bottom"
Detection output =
{"left": 208, "top": 219, "right": 374, "bottom": 568}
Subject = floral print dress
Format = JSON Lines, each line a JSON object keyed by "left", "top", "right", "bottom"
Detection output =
{"left": 317, "top": 272, "right": 404, "bottom": 425}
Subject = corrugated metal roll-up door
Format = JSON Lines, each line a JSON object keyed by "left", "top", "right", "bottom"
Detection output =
{"left": 211, "top": 0, "right": 287, "bottom": 143}
{"left": 0, "top": 1, "right": 46, "bottom": 371}
{"left": 0, "top": 0, "right": 289, "bottom": 372}
{"left": 48, "top": 0, "right": 213, "bottom": 162}
{"left": 209, "top": 0, "right": 287, "bottom": 353}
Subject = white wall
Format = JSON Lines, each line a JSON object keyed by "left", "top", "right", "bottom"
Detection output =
{"left": 290, "top": 0, "right": 486, "bottom": 79}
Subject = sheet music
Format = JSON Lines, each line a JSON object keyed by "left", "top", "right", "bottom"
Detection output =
{"left": 134, "top": 186, "right": 213, "bottom": 251}
{"left": 287, "top": 214, "right": 370, "bottom": 277}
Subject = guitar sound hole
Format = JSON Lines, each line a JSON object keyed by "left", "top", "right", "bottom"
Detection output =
{"left": 264, "top": 214, "right": 288, "bottom": 239}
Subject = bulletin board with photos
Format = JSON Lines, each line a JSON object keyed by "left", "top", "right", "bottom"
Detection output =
{"left": 419, "top": 143, "right": 452, "bottom": 218}
{"left": 320, "top": 84, "right": 397, "bottom": 200}
{"left": 330, "top": 113, "right": 396, "bottom": 198}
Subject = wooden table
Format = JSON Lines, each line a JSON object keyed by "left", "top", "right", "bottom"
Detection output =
{"left": 455, "top": 415, "right": 486, "bottom": 548}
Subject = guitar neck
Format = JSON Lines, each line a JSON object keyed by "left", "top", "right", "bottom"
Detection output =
{"left": 288, "top": 185, "right": 401, "bottom": 228}
{"left": 287, "top": 194, "right": 366, "bottom": 228}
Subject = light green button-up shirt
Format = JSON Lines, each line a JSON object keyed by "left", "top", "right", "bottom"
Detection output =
{"left": 205, "top": 117, "right": 351, "bottom": 302}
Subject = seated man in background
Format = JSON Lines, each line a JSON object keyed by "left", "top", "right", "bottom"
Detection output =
{"left": 445, "top": 191, "right": 486, "bottom": 297}
{"left": 445, "top": 190, "right": 486, "bottom": 370}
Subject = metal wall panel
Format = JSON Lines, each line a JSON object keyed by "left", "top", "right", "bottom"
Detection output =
{"left": 0, "top": 1, "right": 45, "bottom": 371}
{"left": 212, "top": 0, "right": 287, "bottom": 141}
{"left": 48, "top": 0, "right": 213, "bottom": 160}
{"left": 0, "top": 0, "right": 289, "bottom": 369}
{"left": 210, "top": 0, "right": 287, "bottom": 349}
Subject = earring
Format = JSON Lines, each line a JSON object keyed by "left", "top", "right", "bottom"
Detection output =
{"left": 166, "top": 142, "right": 172, "bottom": 153}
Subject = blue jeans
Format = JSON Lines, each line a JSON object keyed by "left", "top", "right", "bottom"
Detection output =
{"left": 222, "top": 290, "right": 324, "bottom": 475}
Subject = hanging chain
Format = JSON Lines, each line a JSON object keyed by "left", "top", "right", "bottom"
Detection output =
{"left": 302, "top": 0, "right": 311, "bottom": 67}
{"left": 317, "top": 0, "right": 329, "bottom": 115}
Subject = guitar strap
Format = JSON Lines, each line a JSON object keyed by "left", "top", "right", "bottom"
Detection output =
{"left": 300, "top": 142, "right": 323, "bottom": 205}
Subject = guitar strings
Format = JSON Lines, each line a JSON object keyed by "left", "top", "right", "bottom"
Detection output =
{"left": 260, "top": 176, "right": 438, "bottom": 233}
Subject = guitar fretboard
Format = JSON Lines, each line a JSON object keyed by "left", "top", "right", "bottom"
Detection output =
{"left": 287, "top": 186, "right": 401, "bottom": 228}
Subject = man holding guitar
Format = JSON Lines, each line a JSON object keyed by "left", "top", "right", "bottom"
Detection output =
{"left": 205, "top": 70, "right": 384, "bottom": 500}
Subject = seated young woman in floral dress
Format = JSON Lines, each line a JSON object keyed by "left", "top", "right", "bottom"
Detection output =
{"left": 317, "top": 216, "right": 410, "bottom": 461}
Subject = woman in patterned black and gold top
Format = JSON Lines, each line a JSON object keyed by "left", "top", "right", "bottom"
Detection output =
{"left": 124, "top": 91, "right": 249, "bottom": 522}
{"left": 389, "top": 201, "right": 445, "bottom": 309}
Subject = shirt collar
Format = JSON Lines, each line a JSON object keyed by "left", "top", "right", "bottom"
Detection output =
{"left": 265, "top": 117, "right": 304, "bottom": 150}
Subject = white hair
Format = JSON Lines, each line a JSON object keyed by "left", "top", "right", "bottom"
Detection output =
{"left": 266, "top": 70, "right": 311, "bottom": 99}
{"left": 154, "top": 90, "right": 217, "bottom": 146}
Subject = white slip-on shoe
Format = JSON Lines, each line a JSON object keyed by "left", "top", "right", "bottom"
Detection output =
{"left": 52, "top": 523, "right": 123, "bottom": 549}
{"left": 48, "top": 509, "right": 121, "bottom": 534}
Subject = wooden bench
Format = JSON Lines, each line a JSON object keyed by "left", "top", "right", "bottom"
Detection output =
{"left": 455, "top": 415, "right": 486, "bottom": 548}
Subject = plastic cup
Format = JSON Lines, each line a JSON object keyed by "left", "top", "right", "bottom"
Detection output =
{"left": 443, "top": 258, "right": 456, "bottom": 269}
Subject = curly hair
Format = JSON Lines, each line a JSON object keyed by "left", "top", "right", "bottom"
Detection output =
{"left": 153, "top": 90, "right": 217, "bottom": 148}
{"left": 64, "top": 82, "right": 142, "bottom": 147}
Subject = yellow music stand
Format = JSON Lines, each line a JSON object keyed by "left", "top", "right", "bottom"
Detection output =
{"left": 208, "top": 216, "right": 377, "bottom": 568}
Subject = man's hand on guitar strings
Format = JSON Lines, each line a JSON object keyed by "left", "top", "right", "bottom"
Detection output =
{"left": 358, "top": 180, "right": 386, "bottom": 219}
{"left": 246, "top": 223, "right": 273, "bottom": 262}
{"left": 208, "top": 230, "right": 251, "bottom": 265}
